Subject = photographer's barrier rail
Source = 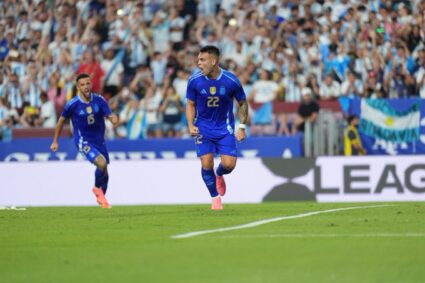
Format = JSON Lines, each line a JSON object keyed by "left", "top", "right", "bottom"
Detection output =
{"left": 1, "top": 156, "right": 424, "bottom": 206}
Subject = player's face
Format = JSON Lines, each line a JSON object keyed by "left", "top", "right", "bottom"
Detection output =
{"left": 197, "top": 52, "right": 216, "bottom": 76}
{"left": 77, "top": 77, "right": 92, "bottom": 99}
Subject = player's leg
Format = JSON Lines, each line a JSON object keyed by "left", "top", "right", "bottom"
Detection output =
{"left": 215, "top": 133, "right": 238, "bottom": 196}
{"left": 94, "top": 155, "right": 109, "bottom": 194}
{"left": 80, "top": 143, "right": 111, "bottom": 208}
{"left": 196, "top": 135, "right": 222, "bottom": 210}
{"left": 93, "top": 144, "right": 111, "bottom": 194}
{"left": 91, "top": 155, "right": 111, "bottom": 208}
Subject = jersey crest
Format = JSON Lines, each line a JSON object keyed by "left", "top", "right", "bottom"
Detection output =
{"left": 219, "top": 86, "right": 226, "bottom": 95}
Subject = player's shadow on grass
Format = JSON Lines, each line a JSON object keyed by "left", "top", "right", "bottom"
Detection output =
{"left": 261, "top": 158, "right": 317, "bottom": 202}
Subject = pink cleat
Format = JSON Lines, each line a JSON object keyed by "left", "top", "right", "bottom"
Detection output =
{"left": 211, "top": 196, "right": 223, "bottom": 210}
{"left": 92, "top": 187, "right": 111, "bottom": 209}
{"left": 216, "top": 175, "right": 226, "bottom": 196}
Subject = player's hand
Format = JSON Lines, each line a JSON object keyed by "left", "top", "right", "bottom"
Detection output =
{"left": 236, "top": 128, "right": 246, "bottom": 142}
{"left": 189, "top": 125, "right": 199, "bottom": 136}
{"left": 109, "top": 115, "right": 119, "bottom": 128}
{"left": 50, "top": 141, "right": 59, "bottom": 152}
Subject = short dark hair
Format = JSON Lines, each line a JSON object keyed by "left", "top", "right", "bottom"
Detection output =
{"left": 76, "top": 73, "right": 90, "bottom": 83}
{"left": 200, "top": 45, "right": 220, "bottom": 57}
{"left": 347, "top": 114, "right": 358, "bottom": 124}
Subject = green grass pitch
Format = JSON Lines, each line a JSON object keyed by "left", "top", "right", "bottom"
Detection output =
{"left": 1, "top": 202, "right": 425, "bottom": 283}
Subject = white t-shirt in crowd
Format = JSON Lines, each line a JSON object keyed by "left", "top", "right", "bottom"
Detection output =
{"left": 320, "top": 81, "right": 341, "bottom": 98}
{"left": 101, "top": 59, "right": 124, "bottom": 87}
{"left": 40, "top": 100, "right": 56, "bottom": 127}
{"left": 251, "top": 80, "right": 278, "bottom": 103}
{"left": 169, "top": 17, "right": 185, "bottom": 43}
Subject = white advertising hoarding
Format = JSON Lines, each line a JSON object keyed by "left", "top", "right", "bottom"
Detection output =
{"left": 0, "top": 156, "right": 424, "bottom": 206}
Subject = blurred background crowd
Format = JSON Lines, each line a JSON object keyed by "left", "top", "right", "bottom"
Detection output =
{"left": 0, "top": 0, "right": 424, "bottom": 141}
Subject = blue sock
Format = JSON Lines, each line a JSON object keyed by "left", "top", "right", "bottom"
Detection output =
{"left": 216, "top": 163, "right": 232, "bottom": 176}
{"left": 102, "top": 173, "right": 109, "bottom": 194}
{"left": 95, "top": 168, "right": 108, "bottom": 194}
{"left": 201, "top": 168, "right": 218, "bottom": 198}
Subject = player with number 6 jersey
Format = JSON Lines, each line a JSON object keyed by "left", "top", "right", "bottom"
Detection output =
{"left": 50, "top": 73, "right": 118, "bottom": 208}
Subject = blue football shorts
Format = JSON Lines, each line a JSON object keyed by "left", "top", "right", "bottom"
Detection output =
{"left": 194, "top": 132, "right": 238, "bottom": 157}
{"left": 78, "top": 141, "right": 110, "bottom": 164}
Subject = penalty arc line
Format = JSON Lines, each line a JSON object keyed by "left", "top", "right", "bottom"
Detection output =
{"left": 171, "top": 205, "right": 393, "bottom": 239}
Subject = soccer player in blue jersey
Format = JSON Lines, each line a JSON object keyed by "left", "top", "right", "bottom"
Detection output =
{"left": 50, "top": 73, "right": 118, "bottom": 208}
{"left": 186, "top": 45, "right": 249, "bottom": 210}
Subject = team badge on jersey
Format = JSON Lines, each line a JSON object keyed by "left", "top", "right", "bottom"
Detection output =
{"left": 86, "top": 106, "right": 92, "bottom": 114}
{"left": 219, "top": 86, "right": 226, "bottom": 95}
{"left": 210, "top": 86, "right": 216, "bottom": 95}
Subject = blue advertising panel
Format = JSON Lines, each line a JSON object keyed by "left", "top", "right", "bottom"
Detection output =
{"left": 0, "top": 136, "right": 303, "bottom": 162}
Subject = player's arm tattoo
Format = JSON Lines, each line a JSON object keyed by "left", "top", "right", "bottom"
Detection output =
{"left": 238, "top": 100, "right": 248, "bottom": 124}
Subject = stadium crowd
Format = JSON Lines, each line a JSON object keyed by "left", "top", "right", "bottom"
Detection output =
{"left": 0, "top": 0, "right": 424, "bottom": 140}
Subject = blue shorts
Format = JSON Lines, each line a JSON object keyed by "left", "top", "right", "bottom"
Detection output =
{"left": 78, "top": 141, "right": 110, "bottom": 164}
{"left": 195, "top": 132, "right": 238, "bottom": 157}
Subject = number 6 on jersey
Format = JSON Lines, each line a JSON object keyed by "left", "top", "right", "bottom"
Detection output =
{"left": 87, "top": 114, "right": 95, "bottom": 125}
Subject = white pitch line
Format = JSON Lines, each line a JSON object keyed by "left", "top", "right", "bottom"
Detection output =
{"left": 171, "top": 205, "right": 393, "bottom": 239}
{"left": 0, "top": 206, "right": 27, "bottom": 210}
{"left": 212, "top": 233, "right": 425, "bottom": 239}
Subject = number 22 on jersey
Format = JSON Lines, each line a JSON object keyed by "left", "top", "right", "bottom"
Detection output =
{"left": 207, "top": 96, "right": 219, "bottom": 107}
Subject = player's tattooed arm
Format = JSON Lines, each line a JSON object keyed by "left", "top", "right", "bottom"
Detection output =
{"left": 238, "top": 100, "right": 248, "bottom": 124}
{"left": 236, "top": 100, "right": 248, "bottom": 142}
{"left": 186, "top": 99, "right": 199, "bottom": 136}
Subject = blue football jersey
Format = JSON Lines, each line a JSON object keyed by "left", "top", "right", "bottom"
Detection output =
{"left": 186, "top": 68, "right": 246, "bottom": 137}
{"left": 61, "top": 93, "right": 112, "bottom": 145}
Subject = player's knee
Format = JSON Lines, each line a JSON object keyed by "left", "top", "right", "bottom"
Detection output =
{"left": 221, "top": 162, "right": 236, "bottom": 172}
{"left": 200, "top": 159, "right": 214, "bottom": 170}
{"left": 95, "top": 157, "right": 107, "bottom": 171}
{"left": 98, "top": 163, "right": 107, "bottom": 172}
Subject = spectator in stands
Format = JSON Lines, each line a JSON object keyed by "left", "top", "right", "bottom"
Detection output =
{"left": 306, "top": 74, "right": 321, "bottom": 99}
{"left": 415, "top": 49, "right": 425, "bottom": 98}
{"left": 19, "top": 101, "right": 39, "bottom": 128}
{"left": 0, "top": 96, "right": 9, "bottom": 127}
{"left": 281, "top": 62, "right": 302, "bottom": 102}
{"left": 47, "top": 71, "right": 66, "bottom": 118}
{"left": 101, "top": 45, "right": 124, "bottom": 99}
{"left": 159, "top": 85, "right": 184, "bottom": 138}
{"left": 22, "top": 62, "right": 42, "bottom": 108}
{"left": 0, "top": 97, "right": 12, "bottom": 141}
{"left": 292, "top": 88, "right": 319, "bottom": 135}
{"left": 77, "top": 49, "right": 104, "bottom": 93}
{"left": 35, "top": 91, "right": 56, "bottom": 128}
{"left": 249, "top": 69, "right": 278, "bottom": 135}
{"left": 344, "top": 115, "right": 366, "bottom": 156}
{"left": 0, "top": 71, "right": 7, "bottom": 98}
{"left": 319, "top": 73, "right": 341, "bottom": 100}
{"left": 341, "top": 72, "right": 364, "bottom": 98}
{"left": 1, "top": 0, "right": 425, "bottom": 141}
{"left": 173, "top": 69, "right": 190, "bottom": 103}
{"left": 5, "top": 73, "right": 24, "bottom": 115}
{"left": 139, "top": 84, "right": 162, "bottom": 138}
